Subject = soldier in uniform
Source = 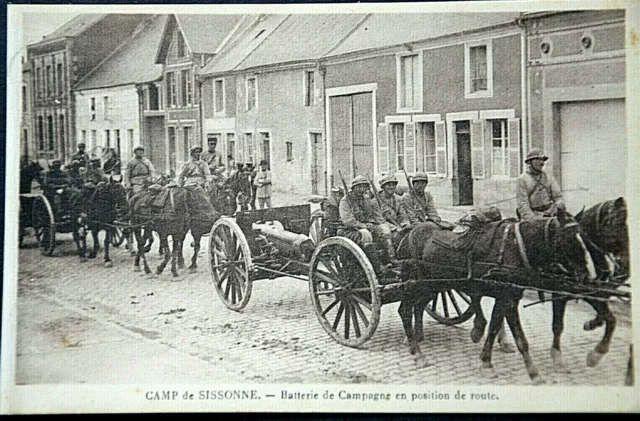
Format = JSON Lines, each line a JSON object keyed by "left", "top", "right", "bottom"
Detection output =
{"left": 70, "top": 142, "right": 90, "bottom": 169}
{"left": 200, "top": 137, "right": 224, "bottom": 174}
{"left": 372, "top": 174, "right": 410, "bottom": 232}
{"left": 516, "top": 148, "right": 565, "bottom": 220}
{"left": 253, "top": 160, "right": 272, "bottom": 209}
{"left": 178, "top": 145, "right": 211, "bottom": 188}
{"left": 401, "top": 172, "right": 441, "bottom": 226}
{"left": 125, "top": 146, "right": 157, "bottom": 194}
{"left": 338, "top": 175, "right": 396, "bottom": 261}
{"left": 43, "top": 159, "right": 70, "bottom": 214}
{"left": 85, "top": 158, "right": 107, "bottom": 185}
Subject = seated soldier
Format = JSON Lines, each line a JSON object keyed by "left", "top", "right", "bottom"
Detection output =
{"left": 43, "top": 159, "right": 70, "bottom": 214}
{"left": 402, "top": 172, "right": 441, "bottom": 226}
{"left": 371, "top": 174, "right": 411, "bottom": 241}
{"left": 338, "top": 175, "right": 396, "bottom": 261}
{"left": 67, "top": 160, "right": 85, "bottom": 189}
{"left": 85, "top": 158, "right": 107, "bottom": 186}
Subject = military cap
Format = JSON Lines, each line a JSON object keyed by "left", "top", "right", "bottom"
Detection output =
{"left": 412, "top": 172, "right": 429, "bottom": 183}
{"left": 379, "top": 174, "right": 399, "bottom": 187}
{"left": 259, "top": 159, "right": 268, "bottom": 165}
{"left": 133, "top": 145, "right": 145, "bottom": 153}
{"left": 524, "top": 148, "right": 549, "bottom": 163}
{"left": 331, "top": 186, "right": 343, "bottom": 193}
{"left": 190, "top": 145, "right": 203, "bottom": 154}
{"left": 77, "top": 143, "right": 86, "bottom": 148}
{"left": 51, "top": 159, "right": 62, "bottom": 167}
{"left": 350, "top": 175, "right": 369, "bottom": 189}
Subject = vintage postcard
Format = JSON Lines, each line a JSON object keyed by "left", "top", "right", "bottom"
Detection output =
{"left": 2, "top": 0, "right": 639, "bottom": 414}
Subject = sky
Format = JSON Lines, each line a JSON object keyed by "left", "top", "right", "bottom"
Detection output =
{"left": 21, "top": 12, "right": 80, "bottom": 47}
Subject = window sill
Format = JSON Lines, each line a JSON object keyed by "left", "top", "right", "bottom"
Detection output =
{"left": 464, "top": 90, "right": 493, "bottom": 99}
{"left": 396, "top": 107, "right": 422, "bottom": 114}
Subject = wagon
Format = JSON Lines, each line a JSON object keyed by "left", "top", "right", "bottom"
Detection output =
{"left": 209, "top": 202, "right": 475, "bottom": 347}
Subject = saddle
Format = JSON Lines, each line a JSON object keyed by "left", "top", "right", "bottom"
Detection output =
{"left": 433, "top": 219, "right": 507, "bottom": 255}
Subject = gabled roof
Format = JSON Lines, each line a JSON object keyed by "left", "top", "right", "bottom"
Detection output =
{"left": 74, "top": 15, "right": 168, "bottom": 91}
{"left": 325, "top": 13, "right": 521, "bottom": 57}
{"left": 155, "top": 14, "right": 245, "bottom": 63}
{"left": 30, "top": 14, "right": 106, "bottom": 45}
{"left": 200, "top": 14, "right": 366, "bottom": 75}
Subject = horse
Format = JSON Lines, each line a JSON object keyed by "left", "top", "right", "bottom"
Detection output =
{"left": 73, "top": 178, "right": 129, "bottom": 267}
{"left": 130, "top": 185, "right": 189, "bottom": 277}
{"left": 20, "top": 158, "right": 44, "bottom": 194}
{"left": 397, "top": 208, "right": 597, "bottom": 384}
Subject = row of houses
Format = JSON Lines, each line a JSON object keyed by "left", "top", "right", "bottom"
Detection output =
{"left": 21, "top": 10, "right": 627, "bottom": 216}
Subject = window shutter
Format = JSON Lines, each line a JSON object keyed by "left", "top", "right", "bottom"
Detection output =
{"left": 508, "top": 118, "right": 521, "bottom": 178}
{"left": 377, "top": 123, "right": 389, "bottom": 173}
{"left": 237, "top": 134, "right": 245, "bottom": 163}
{"left": 405, "top": 122, "right": 416, "bottom": 173}
{"left": 471, "top": 119, "right": 485, "bottom": 178}
{"left": 435, "top": 121, "right": 447, "bottom": 177}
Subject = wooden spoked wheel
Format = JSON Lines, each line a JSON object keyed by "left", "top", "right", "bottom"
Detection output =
{"left": 309, "top": 212, "right": 324, "bottom": 245}
{"left": 424, "top": 288, "right": 475, "bottom": 325}
{"left": 31, "top": 195, "right": 56, "bottom": 256}
{"left": 209, "top": 217, "right": 253, "bottom": 311}
{"left": 309, "top": 237, "right": 381, "bottom": 347}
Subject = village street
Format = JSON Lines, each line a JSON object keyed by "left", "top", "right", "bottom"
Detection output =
{"left": 12, "top": 211, "right": 632, "bottom": 387}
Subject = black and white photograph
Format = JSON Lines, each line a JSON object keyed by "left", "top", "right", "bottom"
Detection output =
{"left": 2, "top": 0, "right": 639, "bottom": 414}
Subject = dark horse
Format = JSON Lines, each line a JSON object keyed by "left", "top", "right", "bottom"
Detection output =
{"left": 19, "top": 158, "right": 44, "bottom": 247}
{"left": 73, "top": 179, "right": 129, "bottom": 266}
{"left": 397, "top": 208, "right": 597, "bottom": 384}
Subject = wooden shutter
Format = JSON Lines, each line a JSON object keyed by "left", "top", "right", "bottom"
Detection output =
{"left": 377, "top": 123, "right": 389, "bottom": 173}
{"left": 237, "top": 133, "right": 245, "bottom": 163}
{"left": 435, "top": 121, "right": 447, "bottom": 177}
{"left": 470, "top": 119, "right": 485, "bottom": 178}
{"left": 508, "top": 118, "right": 521, "bottom": 178}
{"left": 405, "top": 122, "right": 416, "bottom": 173}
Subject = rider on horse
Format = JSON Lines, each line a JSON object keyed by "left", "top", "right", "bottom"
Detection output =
{"left": 516, "top": 148, "right": 566, "bottom": 220}
{"left": 43, "top": 159, "right": 71, "bottom": 214}
{"left": 125, "top": 146, "right": 157, "bottom": 195}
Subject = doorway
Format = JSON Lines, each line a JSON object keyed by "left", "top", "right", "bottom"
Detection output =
{"left": 452, "top": 120, "right": 473, "bottom": 205}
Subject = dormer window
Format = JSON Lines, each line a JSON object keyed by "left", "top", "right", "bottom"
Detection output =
{"left": 177, "top": 31, "right": 186, "bottom": 58}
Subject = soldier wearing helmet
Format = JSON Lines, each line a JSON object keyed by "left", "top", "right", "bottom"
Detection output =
{"left": 70, "top": 142, "right": 90, "bottom": 169}
{"left": 401, "top": 172, "right": 441, "bottom": 225}
{"left": 372, "top": 174, "right": 410, "bottom": 231}
{"left": 125, "top": 145, "right": 157, "bottom": 194}
{"left": 178, "top": 145, "right": 211, "bottom": 188}
{"left": 338, "top": 175, "right": 396, "bottom": 261}
{"left": 516, "top": 148, "right": 565, "bottom": 220}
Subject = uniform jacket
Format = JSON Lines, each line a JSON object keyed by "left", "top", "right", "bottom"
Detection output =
{"left": 70, "top": 151, "right": 90, "bottom": 168}
{"left": 254, "top": 169, "right": 272, "bottom": 198}
{"left": 179, "top": 159, "right": 211, "bottom": 187}
{"left": 125, "top": 157, "right": 156, "bottom": 187}
{"left": 401, "top": 190, "right": 441, "bottom": 224}
{"left": 44, "top": 169, "right": 69, "bottom": 190}
{"left": 339, "top": 194, "right": 385, "bottom": 229}
{"left": 516, "top": 169, "right": 564, "bottom": 220}
{"left": 86, "top": 167, "right": 107, "bottom": 185}
{"left": 200, "top": 150, "right": 224, "bottom": 172}
{"left": 103, "top": 158, "right": 121, "bottom": 175}
{"left": 372, "top": 191, "right": 410, "bottom": 228}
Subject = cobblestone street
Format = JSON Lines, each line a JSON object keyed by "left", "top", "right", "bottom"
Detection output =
{"left": 14, "top": 225, "right": 632, "bottom": 386}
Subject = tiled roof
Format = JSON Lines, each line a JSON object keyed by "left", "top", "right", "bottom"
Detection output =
{"left": 176, "top": 14, "right": 245, "bottom": 54}
{"left": 74, "top": 15, "right": 167, "bottom": 90}
{"left": 36, "top": 14, "right": 106, "bottom": 43}
{"left": 325, "top": 13, "right": 521, "bottom": 57}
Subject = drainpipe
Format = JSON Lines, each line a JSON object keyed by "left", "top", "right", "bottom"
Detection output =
{"left": 197, "top": 75, "right": 204, "bottom": 149}
{"left": 318, "top": 60, "right": 328, "bottom": 194}
{"left": 517, "top": 17, "right": 529, "bottom": 160}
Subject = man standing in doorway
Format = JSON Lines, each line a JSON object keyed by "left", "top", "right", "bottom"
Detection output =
{"left": 516, "top": 148, "right": 565, "bottom": 220}
{"left": 254, "top": 159, "right": 272, "bottom": 209}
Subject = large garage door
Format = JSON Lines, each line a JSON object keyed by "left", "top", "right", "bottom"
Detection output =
{"left": 559, "top": 99, "right": 626, "bottom": 211}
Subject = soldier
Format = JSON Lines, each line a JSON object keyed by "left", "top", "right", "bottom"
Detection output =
{"left": 67, "top": 160, "right": 85, "bottom": 189}
{"left": 402, "top": 172, "right": 441, "bottom": 225}
{"left": 246, "top": 162, "right": 257, "bottom": 209}
{"left": 338, "top": 175, "right": 396, "bottom": 261}
{"left": 253, "top": 159, "right": 272, "bottom": 209}
{"left": 200, "top": 137, "right": 224, "bottom": 174}
{"left": 43, "top": 159, "right": 70, "bottom": 214}
{"left": 70, "top": 142, "right": 90, "bottom": 169}
{"left": 85, "top": 158, "right": 107, "bottom": 185}
{"left": 178, "top": 145, "right": 211, "bottom": 188}
{"left": 371, "top": 174, "right": 410, "bottom": 232}
{"left": 516, "top": 148, "right": 565, "bottom": 220}
{"left": 125, "top": 146, "right": 157, "bottom": 194}
{"left": 102, "top": 148, "right": 121, "bottom": 176}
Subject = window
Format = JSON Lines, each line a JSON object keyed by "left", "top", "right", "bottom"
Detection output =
{"left": 465, "top": 41, "right": 493, "bottom": 98}
{"left": 245, "top": 133, "right": 254, "bottom": 163}
{"left": 168, "top": 127, "right": 177, "bottom": 171}
{"left": 22, "top": 86, "right": 27, "bottom": 113}
{"left": 59, "top": 115, "right": 65, "bottom": 152}
{"left": 246, "top": 76, "right": 257, "bottom": 111}
{"left": 183, "top": 127, "right": 192, "bottom": 161}
{"left": 180, "top": 69, "right": 192, "bottom": 106}
{"left": 47, "top": 115, "right": 54, "bottom": 151}
{"left": 226, "top": 133, "right": 235, "bottom": 160}
{"left": 166, "top": 72, "right": 177, "bottom": 107}
{"left": 176, "top": 31, "right": 186, "bottom": 58}
{"left": 214, "top": 79, "right": 225, "bottom": 115}
{"left": 56, "top": 63, "right": 64, "bottom": 95}
{"left": 81, "top": 130, "right": 87, "bottom": 146}
{"left": 36, "top": 67, "right": 42, "bottom": 98}
{"left": 286, "top": 142, "right": 293, "bottom": 162}
{"left": 91, "top": 130, "right": 97, "bottom": 151}
{"left": 105, "top": 130, "right": 111, "bottom": 148}
{"left": 148, "top": 84, "right": 159, "bottom": 110}
{"left": 391, "top": 123, "right": 405, "bottom": 171}
{"left": 260, "top": 132, "right": 270, "bottom": 167}
{"left": 90, "top": 98, "right": 96, "bottom": 121}
{"left": 304, "top": 70, "right": 315, "bottom": 106}
{"left": 417, "top": 122, "right": 436, "bottom": 173}
{"left": 103, "top": 96, "right": 109, "bottom": 120}
{"left": 46, "top": 66, "right": 52, "bottom": 97}
{"left": 38, "top": 116, "right": 45, "bottom": 150}
{"left": 397, "top": 53, "right": 422, "bottom": 111}
{"left": 115, "top": 129, "right": 121, "bottom": 158}
{"left": 490, "top": 119, "right": 508, "bottom": 176}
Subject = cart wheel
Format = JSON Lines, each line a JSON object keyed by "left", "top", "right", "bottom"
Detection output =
{"left": 309, "top": 237, "right": 381, "bottom": 347}
{"left": 309, "top": 212, "right": 323, "bottom": 245}
{"left": 209, "top": 217, "right": 253, "bottom": 311}
{"left": 111, "top": 226, "right": 126, "bottom": 247}
{"left": 32, "top": 195, "right": 55, "bottom": 256}
{"left": 425, "top": 288, "right": 475, "bottom": 325}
